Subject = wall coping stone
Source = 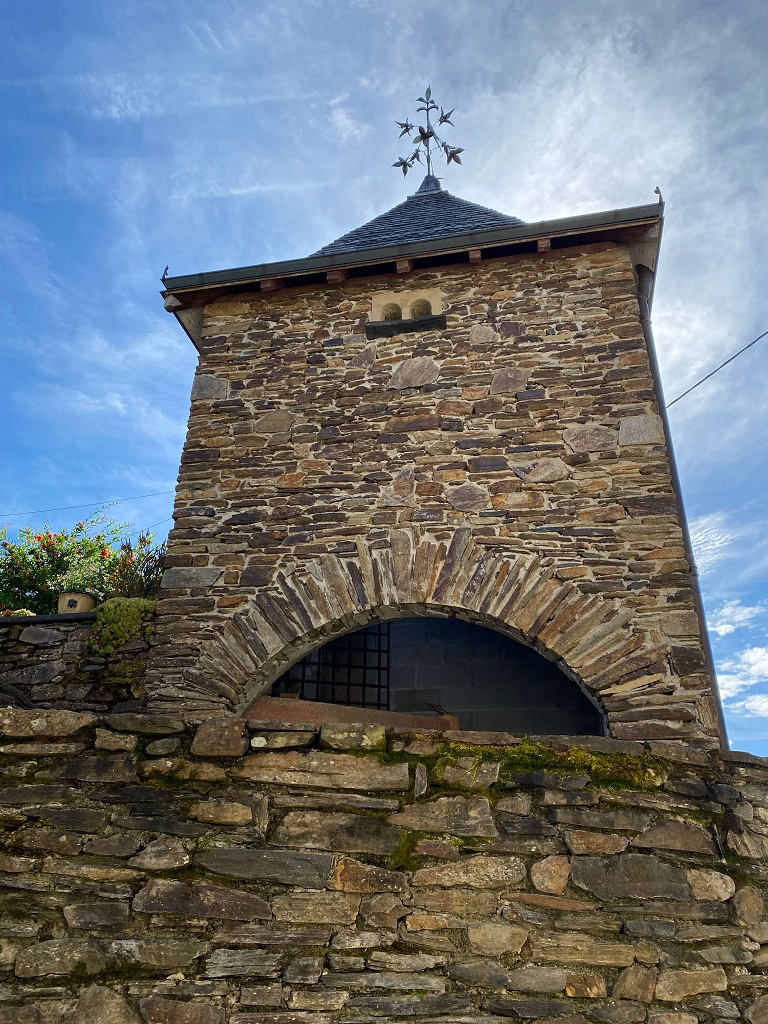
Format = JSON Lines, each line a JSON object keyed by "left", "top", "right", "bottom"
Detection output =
{"left": 0, "top": 612, "right": 97, "bottom": 627}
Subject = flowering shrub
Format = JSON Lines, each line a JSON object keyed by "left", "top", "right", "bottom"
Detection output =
{"left": 0, "top": 509, "right": 166, "bottom": 615}
{"left": 108, "top": 533, "right": 167, "bottom": 599}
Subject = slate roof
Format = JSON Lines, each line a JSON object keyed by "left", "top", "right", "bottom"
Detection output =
{"left": 310, "top": 175, "right": 524, "bottom": 257}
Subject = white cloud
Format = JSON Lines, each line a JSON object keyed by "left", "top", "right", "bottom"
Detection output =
{"left": 719, "top": 646, "right": 768, "bottom": 699}
{"left": 710, "top": 599, "right": 768, "bottom": 637}
{"left": 689, "top": 512, "right": 734, "bottom": 575}
{"left": 730, "top": 693, "right": 768, "bottom": 718}
{"left": 329, "top": 103, "right": 370, "bottom": 142}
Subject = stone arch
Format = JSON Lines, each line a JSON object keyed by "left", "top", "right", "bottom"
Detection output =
{"left": 186, "top": 527, "right": 670, "bottom": 731}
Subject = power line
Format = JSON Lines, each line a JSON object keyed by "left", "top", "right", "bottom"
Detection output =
{"left": 0, "top": 490, "right": 174, "bottom": 519}
{"left": 129, "top": 517, "right": 174, "bottom": 537}
{"left": 666, "top": 328, "right": 768, "bottom": 409}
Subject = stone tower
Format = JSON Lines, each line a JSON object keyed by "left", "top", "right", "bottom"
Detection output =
{"left": 152, "top": 174, "right": 725, "bottom": 747}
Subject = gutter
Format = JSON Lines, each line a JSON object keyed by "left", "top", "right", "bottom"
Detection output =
{"left": 636, "top": 263, "right": 729, "bottom": 748}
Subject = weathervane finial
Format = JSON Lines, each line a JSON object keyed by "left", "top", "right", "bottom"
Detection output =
{"left": 392, "top": 86, "right": 463, "bottom": 179}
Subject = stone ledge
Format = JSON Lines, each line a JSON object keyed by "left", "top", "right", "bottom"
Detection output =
{"left": 0, "top": 612, "right": 97, "bottom": 627}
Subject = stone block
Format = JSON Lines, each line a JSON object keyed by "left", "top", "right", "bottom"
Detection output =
{"left": 161, "top": 566, "right": 222, "bottom": 589}
{"left": 233, "top": 750, "right": 409, "bottom": 790}
{"left": 139, "top": 997, "right": 225, "bottom": 1024}
{"left": 188, "top": 798, "right": 252, "bottom": 824}
{"left": 467, "top": 922, "right": 529, "bottom": 955}
{"left": 250, "top": 730, "right": 315, "bottom": 749}
{"left": 564, "top": 829, "right": 628, "bottom": 854}
{"left": 528, "top": 931, "right": 636, "bottom": 967}
{"left": 254, "top": 409, "right": 297, "bottom": 433}
{"left": 485, "top": 996, "right": 576, "bottom": 1018}
{"left": 530, "top": 855, "right": 570, "bottom": 894}
{"left": 194, "top": 846, "right": 332, "bottom": 887}
{"left": 732, "top": 885, "right": 765, "bottom": 925}
{"left": 328, "top": 858, "right": 408, "bottom": 893}
{"left": 18, "top": 625, "right": 65, "bottom": 645}
{"left": 15, "top": 937, "right": 106, "bottom": 977}
{"left": 388, "top": 796, "right": 497, "bottom": 837}
{"left": 513, "top": 457, "right": 571, "bottom": 482}
{"left": 191, "top": 718, "right": 248, "bottom": 757}
{"left": 687, "top": 868, "right": 736, "bottom": 902}
{"left": 111, "top": 938, "right": 208, "bottom": 969}
{"left": 132, "top": 878, "right": 271, "bottom": 920}
{"left": 191, "top": 373, "right": 228, "bottom": 400}
{"left": 53, "top": 753, "right": 135, "bottom": 784}
{"left": 272, "top": 892, "right": 360, "bottom": 925}
{"left": 95, "top": 729, "right": 137, "bottom": 751}
{"left": 105, "top": 713, "right": 184, "bottom": 735}
{"left": 322, "top": 970, "right": 445, "bottom": 991}
{"left": 631, "top": 820, "right": 717, "bottom": 855}
{"left": 655, "top": 966, "right": 728, "bottom": 1000}
{"left": 563, "top": 424, "right": 618, "bottom": 452}
{"left": 412, "top": 854, "right": 526, "bottom": 889}
{"left": 63, "top": 985, "right": 141, "bottom": 1023}
{"left": 63, "top": 902, "right": 131, "bottom": 930}
{"left": 360, "top": 893, "right": 406, "bottom": 929}
{"left": 319, "top": 723, "right": 386, "bottom": 750}
{"left": 448, "top": 959, "right": 510, "bottom": 987}
{"left": 619, "top": 413, "right": 665, "bottom": 445}
{"left": 441, "top": 757, "right": 500, "bottom": 789}
{"left": 388, "top": 356, "right": 440, "bottom": 389}
{"left": 273, "top": 810, "right": 401, "bottom": 854}
{"left": 283, "top": 956, "right": 325, "bottom": 983}
{"left": 445, "top": 483, "right": 490, "bottom": 510}
{"left": 746, "top": 994, "right": 768, "bottom": 1024}
{"left": 31, "top": 806, "right": 106, "bottom": 831}
{"left": 205, "top": 948, "right": 281, "bottom": 977}
{"left": 613, "top": 963, "right": 658, "bottom": 1002}
{"left": 411, "top": 888, "right": 498, "bottom": 917}
{"left": 128, "top": 837, "right": 190, "bottom": 870}
{"left": 571, "top": 854, "right": 690, "bottom": 901}
{"left": 0, "top": 709, "right": 95, "bottom": 737}
{"left": 490, "top": 367, "right": 529, "bottom": 394}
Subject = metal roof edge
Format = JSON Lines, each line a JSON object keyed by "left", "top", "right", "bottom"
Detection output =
{"left": 162, "top": 202, "right": 662, "bottom": 296}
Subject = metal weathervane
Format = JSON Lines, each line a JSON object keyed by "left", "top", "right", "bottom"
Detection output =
{"left": 392, "top": 86, "right": 463, "bottom": 178}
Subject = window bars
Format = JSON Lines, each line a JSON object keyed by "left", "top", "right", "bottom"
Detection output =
{"left": 271, "top": 622, "right": 391, "bottom": 710}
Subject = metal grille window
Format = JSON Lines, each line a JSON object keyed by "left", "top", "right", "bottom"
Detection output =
{"left": 271, "top": 622, "right": 390, "bottom": 709}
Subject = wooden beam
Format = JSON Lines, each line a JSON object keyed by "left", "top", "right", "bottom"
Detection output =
{"left": 327, "top": 269, "right": 348, "bottom": 284}
{"left": 163, "top": 295, "right": 184, "bottom": 312}
{"left": 261, "top": 278, "right": 285, "bottom": 292}
{"left": 396, "top": 258, "right": 413, "bottom": 274}
{"left": 537, "top": 238, "right": 552, "bottom": 252}
{"left": 468, "top": 248, "right": 482, "bottom": 264}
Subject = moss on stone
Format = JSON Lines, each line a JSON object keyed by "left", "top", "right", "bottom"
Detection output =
{"left": 383, "top": 736, "right": 669, "bottom": 792}
{"left": 386, "top": 830, "right": 423, "bottom": 872}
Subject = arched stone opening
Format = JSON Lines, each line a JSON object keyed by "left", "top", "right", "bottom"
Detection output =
{"left": 152, "top": 527, "right": 680, "bottom": 737}
{"left": 269, "top": 613, "right": 607, "bottom": 735}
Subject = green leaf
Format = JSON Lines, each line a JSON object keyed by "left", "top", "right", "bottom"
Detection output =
{"left": 425, "top": 85, "right": 432, "bottom": 99}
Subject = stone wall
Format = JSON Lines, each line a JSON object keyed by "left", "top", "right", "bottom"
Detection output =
{"left": 149, "top": 241, "right": 720, "bottom": 743}
{"left": 2, "top": 708, "right": 768, "bottom": 1023}
{"left": 0, "top": 604, "right": 155, "bottom": 712}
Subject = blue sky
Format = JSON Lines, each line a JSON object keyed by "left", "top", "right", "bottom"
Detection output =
{"left": 1, "top": 0, "right": 767, "bottom": 751}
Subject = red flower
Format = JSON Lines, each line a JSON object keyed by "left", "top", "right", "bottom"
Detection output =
{"left": 35, "top": 534, "right": 42, "bottom": 542}
{"left": 101, "top": 550, "right": 110, "bottom": 558}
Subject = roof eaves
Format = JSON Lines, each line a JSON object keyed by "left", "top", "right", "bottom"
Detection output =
{"left": 162, "top": 202, "right": 662, "bottom": 299}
